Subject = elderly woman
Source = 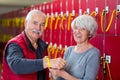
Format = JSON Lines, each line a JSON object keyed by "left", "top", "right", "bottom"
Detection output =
{"left": 50, "top": 15, "right": 100, "bottom": 80}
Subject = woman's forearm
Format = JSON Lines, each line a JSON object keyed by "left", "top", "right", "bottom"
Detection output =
{"left": 60, "top": 70, "right": 80, "bottom": 80}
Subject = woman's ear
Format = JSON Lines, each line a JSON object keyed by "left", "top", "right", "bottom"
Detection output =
{"left": 89, "top": 34, "right": 92, "bottom": 37}
{"left": 88, "top": 34, "right": 93, "bottom": 40}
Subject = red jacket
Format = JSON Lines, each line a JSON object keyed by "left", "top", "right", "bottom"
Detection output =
{"left": 1, "top": 32, "right": 48, "bottom": 80}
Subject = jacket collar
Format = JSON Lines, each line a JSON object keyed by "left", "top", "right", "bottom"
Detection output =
{"left": 23, "top": 31, "right": 48, "bottom": 52}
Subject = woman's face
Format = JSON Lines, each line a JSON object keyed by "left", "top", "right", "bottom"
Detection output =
{"left": 25, "top": 13, "right": 45, "bottom": 41}
{"left": 73, "top": 26, "right": 90, "bottom": 44}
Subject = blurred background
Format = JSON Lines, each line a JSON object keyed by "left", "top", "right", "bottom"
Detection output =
{"left": 0, "top": 0, "right": 120, "bottom": 80}
{"left": 0, "top": 0, "right": 52, "bottom": 14}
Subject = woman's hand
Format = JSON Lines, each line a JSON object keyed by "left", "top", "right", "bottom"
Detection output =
{"left": 49, "top": 68, "right": 80, "bottom": 80}
{"left": 49, "top": 68, "right": 64, "bottom": 79}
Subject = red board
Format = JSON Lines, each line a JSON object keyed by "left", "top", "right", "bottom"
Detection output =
{"left": 105, "top": 36, "right": 120, "bottom": 80}
{"left": 0, "top": 0, "right": 120, "bottom": 79}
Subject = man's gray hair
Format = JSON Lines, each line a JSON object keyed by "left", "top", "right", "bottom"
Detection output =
{"left": 25, "top": 9, "right": 46, "bottom": 21}
{"left": 71, "top": 15, "right": 98, "bottom": 38}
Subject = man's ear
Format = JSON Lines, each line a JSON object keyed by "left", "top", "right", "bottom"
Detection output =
{"left": 24, "top": 20, "right": 27, "bottom": 27}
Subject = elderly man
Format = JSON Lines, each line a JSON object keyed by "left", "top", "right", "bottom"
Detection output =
{"left": 1, "top": 10, "right": 66, "bottom": 80}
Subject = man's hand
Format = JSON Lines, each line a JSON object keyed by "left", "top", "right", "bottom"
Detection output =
{"left": 43, "top": 56, "right": 66, "bottom": 69}
{"left": 50, "top": 57, "right": 66, "bottom": 69}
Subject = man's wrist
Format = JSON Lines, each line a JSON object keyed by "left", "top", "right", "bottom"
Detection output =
{"left": 43, "top": 56, "right": 48, "bottom": 68}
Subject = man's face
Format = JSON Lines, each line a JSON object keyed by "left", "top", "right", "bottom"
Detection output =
{"left": 25, "top": 13, "right": 45, "bottom": 41}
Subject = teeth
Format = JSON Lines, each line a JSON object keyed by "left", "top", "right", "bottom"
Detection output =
{"left": 75, "top": 34, "right": 81, "bottom": 38}
{"left": 76, "top": 34, "right": 81, "bottom": 37}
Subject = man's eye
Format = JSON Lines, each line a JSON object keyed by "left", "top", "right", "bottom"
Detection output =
{"left": 40, "top": 23, "right": 45, "bottom": 27}
{"left": 41, "top": 23, "right": 45, "bottom": 26}
{"left": 33, "top": 22, "right": 38, "bottom": 25}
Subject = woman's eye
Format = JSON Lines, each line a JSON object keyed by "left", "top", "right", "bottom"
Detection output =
{"left": 73, "top": 27, "right": 78, "bottom": 30}
{"left": 81, "top": 28, "right": 86, "bottom": 30}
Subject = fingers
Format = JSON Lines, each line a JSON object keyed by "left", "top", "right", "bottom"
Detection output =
{"left": 50, "top": 57, "right": 66, "bottom": 69}
{"left": 49, "top": 68, "right": 58, "bottom": 79}
{"left": 56, "top": 58, "right": 66, "bottom": 69}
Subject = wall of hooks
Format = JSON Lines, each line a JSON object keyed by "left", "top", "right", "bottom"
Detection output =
{"left": 0, "top": 0, "right": 120, "bottom": 79}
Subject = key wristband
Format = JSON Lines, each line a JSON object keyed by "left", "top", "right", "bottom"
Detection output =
{"left": 46, "top": 56, "right": 50, "bottom": 68}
